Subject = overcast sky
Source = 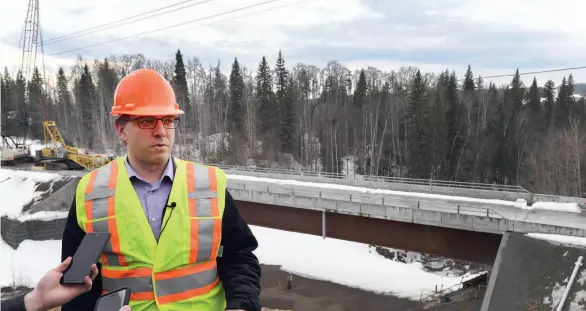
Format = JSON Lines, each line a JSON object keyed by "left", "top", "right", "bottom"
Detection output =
{"left": 1, "top": 0, "right": 585, "bottom": 87}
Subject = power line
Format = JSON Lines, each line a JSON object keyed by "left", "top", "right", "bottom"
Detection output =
{"left": 48, "top": 0, "right": 284, "bottom": 56}
{"left": 479, "top": 66, "right": 586, "bottom": 80}
{"left": 44, "top": 0, "right": 214, "bottom": 45}
{"left": 178, "top": 0, "right": 308, "bottom": 33}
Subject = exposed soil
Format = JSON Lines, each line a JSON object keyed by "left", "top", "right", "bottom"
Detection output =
{"left": 260, "top": 264, "right": 416, "bottom": 311}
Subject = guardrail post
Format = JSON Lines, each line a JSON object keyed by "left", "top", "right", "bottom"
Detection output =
{"left": 457, "top": 205, "right": 460, "bottom": 214}
{"left": 486, "top": 209, "right": 489, "bottom": 217}
{"left": 322, "top": 210, "right": 326, "bottom": 240}
{"left": 350, "top": 194, "right": 352, "bottom": 202}
{"left": 382, "top": 197, "right": 384, "bottom": 206}
{"left": 319, "top": 191, "right": 322, "bottom": 199}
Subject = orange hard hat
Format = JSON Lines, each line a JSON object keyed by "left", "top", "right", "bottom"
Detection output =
{"left": 111, "top": 68, "right": 184, "bottom": 116}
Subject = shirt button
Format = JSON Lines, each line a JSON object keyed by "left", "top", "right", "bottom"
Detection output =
{"left": 151, "top": 217, "right": 156, "bottom": 222}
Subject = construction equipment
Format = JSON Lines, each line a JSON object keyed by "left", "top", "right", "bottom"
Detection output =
{"left": 0, "top": 135, "right": 35, "bottom": 165}
{"left": 33, "top": 120, "right": 114, "bottom": 171}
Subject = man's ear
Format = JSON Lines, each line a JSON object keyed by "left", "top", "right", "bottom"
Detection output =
{"left": 114, "top": 122, "right": 127, "bottom": 143}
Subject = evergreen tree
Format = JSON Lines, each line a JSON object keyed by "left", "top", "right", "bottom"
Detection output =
{"left": 274, "top": 51, "right": 295, "bottom": 154}
{"left": 445, "top": 71, "right": 462, "bottom": 180}
{"left": 13, "top": 71, "right": 28, "bottom": 141}
{"left": 78, "top": 64, "right": 97, "bottom": 149}
{"left": 56, "top": 67, "right": 73, "bottom": 133}
{"left": 527, "top": 77, "right": 541, "bottom": 112}
{"left": 279, "top": 76, "right": 296, "bottom": 155}
{"left": 173, "top": 49, "right": 190, "bottom": 124}
{"left": 406, "top": 70, "right": 431, "bottom": 178}
{"left": 1, "top": 68, "right": 16, "bottom": 136}
{"left": 463, "top": 65, "right": 475, "bottom": 91}
{"left": 27, "top": 67, "right": 45, "bottom": 139}
{"left": 555, "top": 77, "right": 569, "bottom": 126}
{"left": 228, "top": 57, "right": 245, "bottom": 133}
{"left": 543, "top": 80, "right": 555, "bottom": 129}
{"left": 256, "top": 56, "right": 275, "bottom": 136}
{"left": 275, "top": 50, "right": 287, "bottom": 102}
{"left": 429, "top": 84, "right": 447, "bottom": 179}
{"left": 353, "top": 70, "right": 367, "bottom": 107}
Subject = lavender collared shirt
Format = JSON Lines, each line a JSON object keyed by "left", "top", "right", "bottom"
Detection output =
{"left": 125, "top": 157, "right": 174, "bottom": 241}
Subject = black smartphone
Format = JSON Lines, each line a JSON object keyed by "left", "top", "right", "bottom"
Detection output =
{"left": 94, "top": 287, "right": 131, "bottom": 311}
{"left": 61, "top": 232, "right": 111, "bottom": 285}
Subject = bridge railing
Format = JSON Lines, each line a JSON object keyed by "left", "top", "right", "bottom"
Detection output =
{"left": 212, "top": 163, "right": 536, "bottom": 203}
{"left": 210, "top": 163, "right": 527, "bottom": 192}
{"left": 227, "top": 179, "right": 509, "bottom": 220}
{"left": 215, "top": 163, "right": 586, "bottom": 206}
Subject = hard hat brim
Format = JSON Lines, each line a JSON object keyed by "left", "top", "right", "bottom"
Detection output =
{"left": 111, "top": 107, "right": 185, "bottom": 117}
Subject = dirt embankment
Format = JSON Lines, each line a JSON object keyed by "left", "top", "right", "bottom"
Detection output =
{"left": 260, "top": 264, "right": 416, "bottom": 311}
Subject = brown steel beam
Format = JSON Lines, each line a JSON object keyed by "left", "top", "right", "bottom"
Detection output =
{"left": 236, "top": 200, "right": 502, "bottom": 263}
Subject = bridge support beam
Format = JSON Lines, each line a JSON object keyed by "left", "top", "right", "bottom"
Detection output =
{"left": 236, "top": 200, "right": 502, "bottom": 263}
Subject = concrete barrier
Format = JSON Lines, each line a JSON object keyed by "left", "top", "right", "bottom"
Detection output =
{"left": 480, "top": 232, "right": 586, "bottom": 311}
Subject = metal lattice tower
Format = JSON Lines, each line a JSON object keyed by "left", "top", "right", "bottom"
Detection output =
{"left": 18, "top": 0, "right": 42, "bottom": 82}
{"left": 17, "top": 0, "right": 49, "bottom": 120}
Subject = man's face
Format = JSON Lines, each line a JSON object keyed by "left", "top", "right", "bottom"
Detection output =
{"left": 115, "top": 115, "right": 178, "bottom": 165}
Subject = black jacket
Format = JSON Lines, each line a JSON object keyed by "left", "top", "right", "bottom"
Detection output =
{"left": 60, "top": 188, "right": 261, "bottom": 311}
{"left": 0, "top": 294, "right": 26, "bottom": 311}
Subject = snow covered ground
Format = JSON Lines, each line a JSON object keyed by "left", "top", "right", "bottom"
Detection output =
{"left": 0, "top": 225, "right": 483, "bottom": 300}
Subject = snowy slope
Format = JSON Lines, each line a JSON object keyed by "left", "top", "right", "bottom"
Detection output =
{"left": 0, "top": 168, "right": 67, "bottom": 217}
{"left": 0, "top": 225, "right": 481, "bottom": 300}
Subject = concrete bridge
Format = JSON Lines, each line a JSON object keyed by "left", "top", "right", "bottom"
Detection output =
{"left": 3, "top": 166, "right": 586, "bottom": 264}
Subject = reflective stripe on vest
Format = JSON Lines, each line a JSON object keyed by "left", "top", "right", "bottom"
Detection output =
{"left": 186, "top": 162, "right": 222, "bottom": 264}
{"left": 101, "top": 261, "right": 220, "bottom": 304}
{"left": 84, "top": 159, "right": 223, "bottom": 304}
{"left": 83, "top": 160, "right": 128, "bottom": 266}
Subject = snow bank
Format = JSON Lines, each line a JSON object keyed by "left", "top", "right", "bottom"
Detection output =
{"left": 228, "top": 174, "right": 576, "bottom": 211}
{"left": 0, "top": 168, "right": 66, "bottom": 217}
{"left": 530, "top": 202, "right": 581, "bottom": 213}
{"left": 252, "top": 225, "right": 483, "bottom": 300}
{"left": 513, "top": 199, "right": 581, "bottom": 213}
{"left": 15, "top": 211, "right": 69, "bottom": 221}
{"left": 526, "top": 233, "right": 586, "bottom": 248}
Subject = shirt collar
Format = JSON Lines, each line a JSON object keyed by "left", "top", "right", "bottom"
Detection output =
{"left": 125, "top": 156, "right": 174, "bottom": 183}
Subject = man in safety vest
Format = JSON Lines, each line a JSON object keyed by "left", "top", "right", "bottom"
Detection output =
{"left": 60, "top": 68, "right": 261, "bottom": 311}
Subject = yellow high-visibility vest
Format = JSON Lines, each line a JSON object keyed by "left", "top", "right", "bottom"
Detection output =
{"left": 75, "top": 157, "right": 227, "bottom": 311}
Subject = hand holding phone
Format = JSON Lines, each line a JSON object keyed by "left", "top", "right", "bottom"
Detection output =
{"left": 61, "top": 232, "right": 111, "bottom": 285}
{"left": 94, "top": 287, "right": 131, "bottom": 311}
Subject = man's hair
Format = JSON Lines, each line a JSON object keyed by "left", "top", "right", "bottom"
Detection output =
{"left": 115, "top": 115, "right": 131, "bottom": 126}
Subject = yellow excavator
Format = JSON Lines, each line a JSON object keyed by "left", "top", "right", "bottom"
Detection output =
{"left": 32, "top": 121, "right": 114, "bottom": 171}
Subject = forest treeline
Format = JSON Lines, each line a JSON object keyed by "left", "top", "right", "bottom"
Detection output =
{"left": 1, "top": 50, "right": 586, "bottom": 197}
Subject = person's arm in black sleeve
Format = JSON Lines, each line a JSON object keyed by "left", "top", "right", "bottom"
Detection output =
{"left": 60, "top": 198, "right": 102, "bottom": 311}
{"left": 217, "top": 190, "right": 261, "bottom": 311}
{"left": 0, "top": 293, "right": 26, "bottom": 311}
